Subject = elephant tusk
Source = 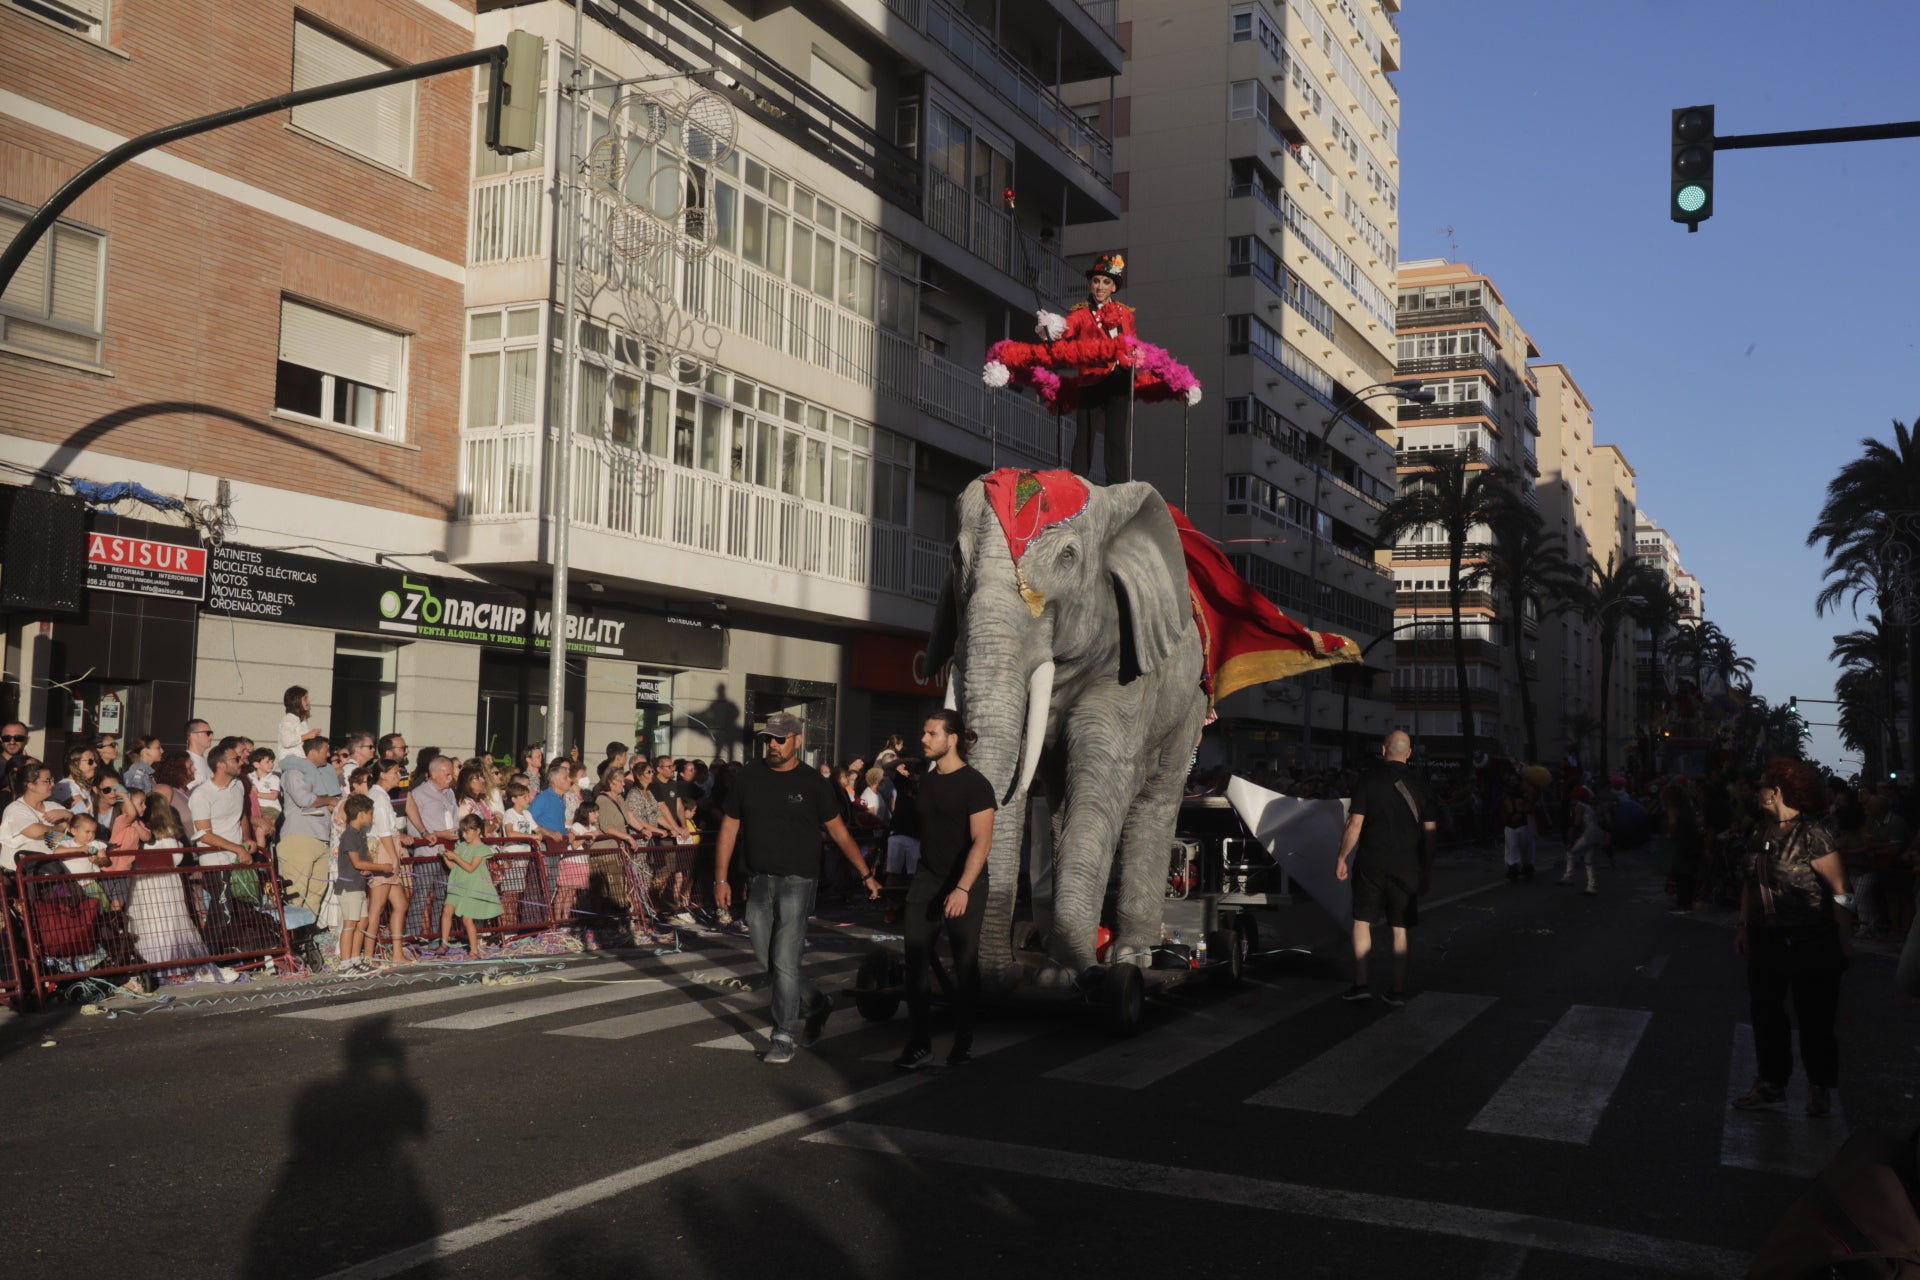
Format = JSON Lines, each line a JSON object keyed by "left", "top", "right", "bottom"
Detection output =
{"left": 944, "top": 663, "right": 960, "bottom": 712}
{"left": 1007, "top": 660, "right": 1054, "bottom": 805}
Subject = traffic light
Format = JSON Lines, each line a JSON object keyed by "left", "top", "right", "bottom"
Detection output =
{"left": 487, "top": 30, "right": 544, "bottom": 156}
{"left": 1671, "top": 105, "right": 1715, "bottom": 230}
{"left": 1788, "top": 694, "right": 1797, "bottom": 713}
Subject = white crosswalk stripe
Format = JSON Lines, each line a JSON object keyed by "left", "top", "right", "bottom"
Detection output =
{"left": 1045, "top": 981, "right": 1345, "bottom": 1089}
{"left": 279, "top": 960, "right": 648, "bottom": 1023}
{"left": 416, "top": 951, "right": 861, "bottom": 1032}
{"left": 1246, "top": 991, "right": 1496, "bottom": 1114}
{"left": 1468, "top": 1005, "right": 1651, "bottom": 1144}
{"left": 695, "top": 1006, "right": 877, "bottom": 1051}
{"left": 546, "top": 959, "right": 863, "bottom": 1041}
{"left": 1719, "top": 1023, "right": 1848, "bottom": 1177}
{"left": 862, "top": 1023, "right": 1049, "bottom": 1062}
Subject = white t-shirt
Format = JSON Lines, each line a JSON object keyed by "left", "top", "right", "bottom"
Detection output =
{"left": 189, "top": 776, "right": 246, "bottom": 865}
{"left": 51, "top": 778, "right": 93, "bottom": 816}
{"left": 253, "top": 771, "right": 283, "bottom": 810}
{"left": 188, "top": 750, "right": 210, "bottom": 787}
{"left": 1, "top": 799, "right": 52, "bottom": 871}
{"left": 277, "top": 712, "right": 310, "bottom": 759}
{"left": 501, "top": 806, "right": 537, "bottom": 853}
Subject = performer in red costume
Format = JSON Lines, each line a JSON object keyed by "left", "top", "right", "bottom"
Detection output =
{"left": 1066, "top": 252, "right": 1138, "bottom": 482}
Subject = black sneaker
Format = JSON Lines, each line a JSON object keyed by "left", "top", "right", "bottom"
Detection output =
{"left": 893, "top": 1042, "right": 933, "bottom": 1071}
{"left": 1340, "top": 983, "right": 1372, "bottom": 1002}
{"left": 946, "top": 1036, "right": 973, "bottom": 1067}
{"left": 801, "top": 997, "right": 833, "bottom": 1047}
{"left": 1381, "top": 990, "right": 1407, "bottom": 1009}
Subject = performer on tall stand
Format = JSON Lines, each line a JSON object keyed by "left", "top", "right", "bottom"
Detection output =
{"left": 1065, "top": 252, "right": 1136, "bottom": 482}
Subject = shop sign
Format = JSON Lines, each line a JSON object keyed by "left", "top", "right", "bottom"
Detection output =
{"left": 847, "top": 632, "right": 946, "bottom": 697}
{"left": 203, "top": 543, "right": 725, "bottom": 667}
{"left": 635, "top": 675, "right": 671, "bottom": 705}
{"left": 85, "top": 533, "right": 207, "bottom": 601}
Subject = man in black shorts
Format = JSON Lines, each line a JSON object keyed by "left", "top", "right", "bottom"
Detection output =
{"left": 1335, "top": 730, "right": 1437, "bottom": 1007}
{"left": 893, "top": 710, "right": 996, "bottom": 1070}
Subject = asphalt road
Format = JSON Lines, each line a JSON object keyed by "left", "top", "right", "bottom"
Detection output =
{"left": 3, "top": 842, "right": 1915, "bottom": 1279}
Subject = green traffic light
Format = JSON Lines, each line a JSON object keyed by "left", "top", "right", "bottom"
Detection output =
{"left": 1676, "top": 185, "right": 1707, "bottom": 213}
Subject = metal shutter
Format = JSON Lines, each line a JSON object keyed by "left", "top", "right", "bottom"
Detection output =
{"left": 291, "top": 20, "right": 415, "bottom": 173}
{"left": 279, "top": 299, "right": 402, "bottom": 391}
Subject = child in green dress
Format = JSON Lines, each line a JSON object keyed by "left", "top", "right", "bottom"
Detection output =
{"left": 444, "top": 814, "right": 503, "bottom": 956}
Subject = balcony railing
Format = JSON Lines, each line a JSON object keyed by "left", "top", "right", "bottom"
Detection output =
{"left": 1396, "top": 303, "right": 1500, "bottom": 333}
{"left": 607, "top": 0, "right": 920, "bottom": 212}
{"left": 1392, "top": 686, "right": 1501, "bottom": 709}
{"left": 1395, "top": 352, "right": 1496, "bottom": 377}
{"left": 1078, "top": 0, "right": 1118, "bottom": 34}
{"left": 1399, "top": 399, "right": 1501, "bottom": 426}
{"left": 471, "top": 172, "right": 548, "bottom": 265}
{"left": 1397, "top": 589, "right": 1496, "bottom": 611}
{"left": 459, "top": 427, "right": 950, "bottom": 606}
{"left": 925, "top": 169, "right": 1075, "bottom": 303}
{"left": 894, "top": 0, "right": 1114, "bottom": 184}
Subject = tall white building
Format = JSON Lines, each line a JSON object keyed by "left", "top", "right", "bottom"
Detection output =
{"left": 1065, "top": 0, "right": 1405, "bottom": 769}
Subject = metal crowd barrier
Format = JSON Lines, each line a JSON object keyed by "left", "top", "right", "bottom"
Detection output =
{"left": 13, "top": 847, "right": 295, "bottom": 1003}
{"left": 0, "top": 872, "right": 25, "bottom": 1010}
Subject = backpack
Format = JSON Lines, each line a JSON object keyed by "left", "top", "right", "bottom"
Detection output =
{"left": 1749, "top": 1129, "right": 1920, "bottom": 1279}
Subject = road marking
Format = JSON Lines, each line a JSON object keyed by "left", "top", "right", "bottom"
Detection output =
{"left": 317, "top": 1077, "right": 930, "bottom": 1280}
{"left": 412, "top": 953, "right": 859, "bottom": 1032}
{"left": 1246, "top": 991, "right": 1496, "bottom": 1114}
{"left": 805, "top": 1124, "right": 1745, "bottom": 1277}
{"left": 862, "top": 1023, "right": 1048, "bottom": 1063}
{"left": 1720, "top": 1023, "right": 1848, "bottom": 1177}
{"left": 551, "top": 971, "right": 858, "bottom": 1042}
{"left": 1044, "top": 981, "right": 1343, "bottom": 1089}
{"left": 1468, "top": 1005, "right": 1652, "bottom": 1144}
{"left": 278, "top": 961, "right": 643, "bottom": 1022}
{"left": 695, "top": 1006, "right": 874, "bottom": 1051}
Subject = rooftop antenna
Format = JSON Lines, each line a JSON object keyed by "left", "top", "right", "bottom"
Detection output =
{"left": 1439, "top": 225, "right": 1459, "bottom": 261}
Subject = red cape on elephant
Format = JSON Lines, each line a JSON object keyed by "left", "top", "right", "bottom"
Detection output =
{"left": 981, "top": 309, "right": 1203, "bottom": 415}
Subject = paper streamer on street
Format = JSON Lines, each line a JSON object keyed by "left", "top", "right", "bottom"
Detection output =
{"left": 1226, "top": 777, "right": 1350, "bottom": 926}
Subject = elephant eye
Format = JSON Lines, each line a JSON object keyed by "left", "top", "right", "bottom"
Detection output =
{"left": 1059, "top": 544, "right": 1078, "bottom": 566}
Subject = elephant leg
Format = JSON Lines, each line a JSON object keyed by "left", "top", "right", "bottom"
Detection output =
{"left": 1112, "top": 700, "right": 1207, "bottom": 966}
{"left": 1048, "top": 751, "right": 1134, "bottom": 976}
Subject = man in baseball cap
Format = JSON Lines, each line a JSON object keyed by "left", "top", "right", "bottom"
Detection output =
{"left": 714, "top": 711, "right": 881, "bottom": 1064}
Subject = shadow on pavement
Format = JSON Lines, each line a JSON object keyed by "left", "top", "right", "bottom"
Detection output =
{"left": 243, "top": 1014, "right": 439, "bottom": 1279}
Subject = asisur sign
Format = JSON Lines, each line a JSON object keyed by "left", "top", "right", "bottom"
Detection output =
{"left": 85, "top": 533, "right": 208, "bottom": 601}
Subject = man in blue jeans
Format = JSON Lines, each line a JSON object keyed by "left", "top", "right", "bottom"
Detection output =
{"left": 714, "top": 712, "right": 880, "bottom": 1064}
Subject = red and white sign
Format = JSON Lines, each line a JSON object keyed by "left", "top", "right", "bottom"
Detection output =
{"left": 847, "top": 632, "right": 947, "bottom": 697}
{"left": 85, "top": 533, "right": 208, "bottom": 601}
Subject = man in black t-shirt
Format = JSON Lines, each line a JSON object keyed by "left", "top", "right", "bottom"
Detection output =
{"left": 715, "top": 713, "right": 880, "bottom": 1065}
{"left": 894, "top": 712, "right": 996, "bottom": 1071}
{"left": 1334, "top": 730, "right": 1437, "bottom": 1007}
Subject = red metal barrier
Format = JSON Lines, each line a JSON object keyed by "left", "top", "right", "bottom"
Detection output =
{"left": 14, "top": 847, "right": 295, "bottom": 999}
{"left": 0, "top": 872, "right": 27, "bottom": 1010}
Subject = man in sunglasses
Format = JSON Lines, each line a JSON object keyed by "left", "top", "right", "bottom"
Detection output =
{"left": 714, "top": 712, "right": 880, "bottom": 1065}
{"left": 1, "top": 722, "right": 29, "bottom": 772}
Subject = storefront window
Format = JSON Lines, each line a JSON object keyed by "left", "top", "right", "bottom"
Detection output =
{"left": 331, "top": 638, "right": 399, "bottom": 739}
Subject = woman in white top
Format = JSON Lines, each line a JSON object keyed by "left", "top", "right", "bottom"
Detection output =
{"left": 1, "top": 763, "right": 71, "bottom": 871}
{"left": 51, "top": 741, "right": 101, "bottom": 818}
{"left": 858, "top": 766, "right": 891, "bottom": 825}
{"left": 276, "top": 685, "right": 319, "bottom": 760}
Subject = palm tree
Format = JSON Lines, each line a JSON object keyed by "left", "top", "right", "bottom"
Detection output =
{"left": 1832, "top": 614, "right": 1903, "bottom": 776}
{"left": 1581, "top": 552, "right": 1663, "bottom": 777}
{"left": 1376, "top": 447, "right": 1516, "bottom": 765}
{"left": 1629, "top": 585, "right": 1688, "bottom": 771}
{"left": 1468, "top": 500, "right": 1582, "bottom": 764}
{"left": 1808, "top": 419, "right": 1920, "bottom": 778}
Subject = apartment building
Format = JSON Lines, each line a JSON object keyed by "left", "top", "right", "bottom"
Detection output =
{"left": 1065, "top": 0, "right": 1405, "bottom": 770}
{"left": 1532, "top": 362, "right": 1640, "bottom": 772}
{"left": 0, "top": 0, "right": 1125, "bottom": 766}
{"left": 1387, "top": 259, "right": 1541, "bottom": 762}
{"left": 1632, "top": 509, "right": 1704, "bottom": 727}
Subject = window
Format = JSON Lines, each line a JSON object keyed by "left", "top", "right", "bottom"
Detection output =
{"left": 8, "top": 0, "right": 106, "bottom": 40}
{"left": 331, "top": 637, "right": 398, "bottom": 737}
{"left": 465, "top": 307, "right": 542, "bottom": 431}
{"left": 0, "top": 203, "right": 104, "bottom": 364}
{"left": 291, "top": 19, "right": 416, "bottom": 173}
{"left": 276, "top": 299, "right": 407, "bottom": 437}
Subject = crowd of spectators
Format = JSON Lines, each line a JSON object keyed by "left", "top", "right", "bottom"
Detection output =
{"left": 0, "top": 694, "right": 944, "bottom": 982}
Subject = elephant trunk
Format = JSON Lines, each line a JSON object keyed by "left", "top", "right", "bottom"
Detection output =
{"left": 956, "top": 637, "right": 1051, "bottom": 991}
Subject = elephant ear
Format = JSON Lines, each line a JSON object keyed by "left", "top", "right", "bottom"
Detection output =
{"left": 1104, "top": 482, "right": 1191, "bottom": 684}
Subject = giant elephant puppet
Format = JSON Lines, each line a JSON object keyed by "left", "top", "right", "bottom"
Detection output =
{"left": 928, "top": 469, "right": 1208, "bottom": 990}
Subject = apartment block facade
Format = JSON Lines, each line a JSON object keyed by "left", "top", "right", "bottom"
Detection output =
{"left": 0, "top": 0, "right": 1125, "bottom": 768}
{"left": 1632, "top": 510, "right": 1704, "bottom": 728}
{"left": 1064, "top": 0, "right": 1406, "bottom": 771}
{"left": 1531, "top": 362, "right": 1640, "bottom": 771}
{"left": 1387, "top": 259, "right": 1540, "bottom": 762}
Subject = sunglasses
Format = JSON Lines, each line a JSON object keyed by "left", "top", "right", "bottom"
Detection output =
{"left": 762, "top": 734, "right": 792, "bottom": 744}
{"left": 1, "top": 735, "right": 27, "bottom": 744}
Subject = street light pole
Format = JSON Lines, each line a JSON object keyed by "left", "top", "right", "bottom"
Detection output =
{"left": 1300, "top": 380, "right": 1433, "bottom": 766}
{"left": 546, "top": 0, "right": 587, "bottom": 764}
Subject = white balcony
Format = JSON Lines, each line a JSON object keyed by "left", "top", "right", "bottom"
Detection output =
{"left": 457, "top": 427, "right": 951, "bottom": 618}
{"left": 924, "top": 169, "right": 1076, "bottom": 305}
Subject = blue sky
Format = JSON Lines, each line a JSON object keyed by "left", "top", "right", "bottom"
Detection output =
{"left": 1393, "top": 0, "right": 1920, "bottom": 774}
